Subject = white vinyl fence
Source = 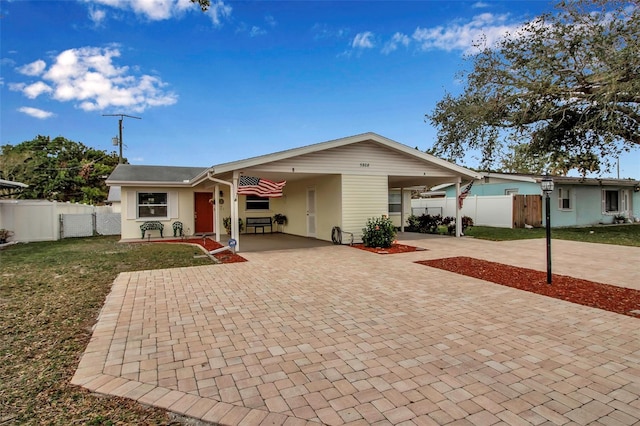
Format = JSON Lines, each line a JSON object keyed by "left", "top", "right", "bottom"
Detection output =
{"left": 411, "top": 195, "right": 513, "bottom": 228}
{"left": 0, "top": 200, "right": 120, "bottom": 242}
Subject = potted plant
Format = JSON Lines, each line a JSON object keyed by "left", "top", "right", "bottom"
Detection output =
{"left": 273, "top": 213, "right": 287, "bottom": 224}
{"left": 613, "top": 214, "right": 626, "bottom": 224}
{"left": 223, "top": 217, "right": 244, "bottom": 235}
{"left": 0, "top": 229, "right": 14, "bottom": 244}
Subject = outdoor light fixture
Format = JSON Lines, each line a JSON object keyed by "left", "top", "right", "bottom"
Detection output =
{"left": 541, "top": 175, "right": 554, "bottom": 284}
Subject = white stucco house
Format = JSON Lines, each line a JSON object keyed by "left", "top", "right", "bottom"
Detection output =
{"left": 106, "top": 132, "right": 479, "bottom": 251}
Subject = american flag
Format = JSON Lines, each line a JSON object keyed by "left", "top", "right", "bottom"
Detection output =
{"left": 458, "top": 180, "right": 474, "bottom": 209}
{"left": 237, "top": 176, "right": 286, "bottom": 198}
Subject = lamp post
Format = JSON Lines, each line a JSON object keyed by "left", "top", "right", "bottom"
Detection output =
{"left": 541, "top": 176, "right": 554, "bottom": 284}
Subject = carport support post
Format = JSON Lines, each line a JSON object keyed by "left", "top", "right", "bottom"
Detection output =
{"left": 400, "top": 187, "right": 405, "bottom": 232}
{"left": 205, "top": 172, "right": 239, "bottom": 251}
{"left": 455, "top": 178, "right": 462, "bottom": 237}
{"left": 214, "top": 184, "right": 220, "bottom": 242}
{"left": 232, "top": 171, "right": 240, "bottom": 252}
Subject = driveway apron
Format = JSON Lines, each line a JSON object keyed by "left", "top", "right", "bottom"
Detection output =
{"left": 72, "top": 237, "right": 640, "bottom": 425}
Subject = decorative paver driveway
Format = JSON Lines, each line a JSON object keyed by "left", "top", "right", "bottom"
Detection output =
{"left": 72, "top": 237, "right": 640, "bottom": 425}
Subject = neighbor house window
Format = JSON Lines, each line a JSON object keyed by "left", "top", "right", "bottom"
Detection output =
{"left": 558, "top": 188, "right": 572, "bottom": 210}
{"left": 388, "top": 192, "right": 402, "bottom": 214}
{"left": 138, "top": 192, "right": 168, "bottom": 218}
{"left": 505, "top": 188, "right": 519, "bottom": 195}
{"left": 246, "top": 195, "right": 269, "bottom": 210}
{"left": 603, "top": 189, "right": 619, "bottom": 213}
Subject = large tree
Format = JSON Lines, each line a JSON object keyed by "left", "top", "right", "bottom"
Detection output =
{"left": 427, "top": 0, "right": 639, "bottom": 176}
{"left": 0, "top": 136, "right": 121, "bottom": 204}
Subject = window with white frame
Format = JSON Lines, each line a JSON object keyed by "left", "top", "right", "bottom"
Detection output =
{"left": 245, "top": 195, "right": 269, "bottom": 210}
{"left": 388, "top": 192, "right": 402, "bottom": 214}
{"left": 505, "top": 188, "right": 519, "bottom": 195}
{"left": 138, "top": 192, "right": 168, "bottom": 218}
{"left": 558, "top": 187, "right": 572, "bottom": 210}
{"left": 602, "top": 189, "right": 620, "bottom": 213}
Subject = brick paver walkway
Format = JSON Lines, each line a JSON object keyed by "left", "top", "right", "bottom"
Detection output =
{"left": 72, "top": 237, "right": 640, "bottom": 425}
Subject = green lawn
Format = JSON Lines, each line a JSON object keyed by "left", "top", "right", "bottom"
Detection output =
{"left": 0, "top": 236, "right": 214, "bottom": 425}
{"left": 465, "top": 223, "right": 640, "bottom": 247}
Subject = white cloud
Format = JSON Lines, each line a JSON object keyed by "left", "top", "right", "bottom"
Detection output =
{"left": 10, "top": 46, "right": 177, "bottom": 113}
{"left": 352, "top": 31, "right": 375, "bottom": 49}
{"left": 88, "top": 6, "right": 107, "bottom": 26}
{"left": 206, "top": 0, "right": 232, "bottom": 26}
{"left": 382, "top": 32, "right": 410, "bottom": 55}
{"left": 23, "top": 81, "right": 53, "bottom": 99}
{"left": 265, "top": 14, "right": 277, "bottom": 28}
{"left": 249, "top": 26, "right": 267, "bottom": 37}
{"left": 83, "top": 0, "right": 231, "bottom": 24}
{"left": 17, "top": 59, "right": 46, "bottom": 76}
{"left": 412, "top": 13, "right": 517, "bottom": 54}
{"left": 18, "top": 107, "right": 55, "bottom": 119}
{"left": 472, "top": 2, "right": 490, "bottom": 8}
{"left": 311, "top": 23, "right": 349, "bottom": 41}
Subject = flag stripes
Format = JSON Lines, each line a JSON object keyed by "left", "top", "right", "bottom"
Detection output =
{"left": 237, "top": 176, "right": 286, "bottom": 198}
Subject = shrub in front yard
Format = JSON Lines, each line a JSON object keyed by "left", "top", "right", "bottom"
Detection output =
{"left": 362, "top": 216, "right": 396, "bottom": 248}
{"left": 406, "top": 213, "right": 474, "bottom": 235}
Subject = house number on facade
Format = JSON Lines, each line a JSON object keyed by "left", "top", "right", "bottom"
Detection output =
{"left": 360, "top": 163, "right": 370, "bottom": 167}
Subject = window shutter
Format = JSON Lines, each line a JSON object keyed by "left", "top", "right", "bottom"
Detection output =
{"left": 126, "top": 190, "right": 136, "bottom": 219}
{"left": 169, "top": 191, "right": 179, "bottom": 218}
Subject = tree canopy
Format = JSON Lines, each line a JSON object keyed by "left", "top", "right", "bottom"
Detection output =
{"left": 0, "top": 136, "right": 122, "bottom": 204}
{"left": 426, "top": 0, "right": 639, "bottom": 176}
{"left": 191, "top": 0, "right": 211, "bottom": 11}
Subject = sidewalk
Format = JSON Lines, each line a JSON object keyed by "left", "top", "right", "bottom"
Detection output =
{"left": 72, "top": 237, "right": 640, "bottom": 425}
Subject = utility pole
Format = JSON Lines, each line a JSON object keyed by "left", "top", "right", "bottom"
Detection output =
{"left": 102, "top": 114, "right": 141, "bottom": 164}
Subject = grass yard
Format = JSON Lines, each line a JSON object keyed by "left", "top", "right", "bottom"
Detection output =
{"left": 465, "top": 223, "right": 640, "bottom": 247}
{"left": 0, "top": 236, "right": 215, "bottom": 425}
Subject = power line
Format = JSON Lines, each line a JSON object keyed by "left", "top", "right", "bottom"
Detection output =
{"left": 102, "top": 114, "right": 142, "bottom": 164}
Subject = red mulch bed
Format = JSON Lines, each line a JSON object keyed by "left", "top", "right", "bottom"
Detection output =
{"left": 159, "top": 238, "right": 247, "bottom": 264}
{"left": 351, "top": 243, "right": 424, "bottom": 254}
{"left": 417, "top": 257, "right": 640, "bottom": 318}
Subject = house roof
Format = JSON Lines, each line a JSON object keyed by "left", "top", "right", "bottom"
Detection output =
{"left": 107, "top": 133, "right": 480, "bottom": 188}
{"left": 197, "top": 132, "right": 478, "bottom": 182}
{"left": 106, "top": 165, "right": 207, "bottom": 186}
{"left": 549, "top": 176, "right": 640, "bottom": 187}
{"left": 434, "top": 172, "right": 640, "bottom": 189}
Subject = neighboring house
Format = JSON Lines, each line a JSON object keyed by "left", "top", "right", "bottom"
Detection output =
{"left": 106, "top": 186, "right": 122, "bottom": 213}
{"left": 0, "top": 179, "right": 28, "bottom": 198}
{"left": 106, "top": 132, "right": 479, "bottom": 249}
{"left": 420, "top": 172, "right": 640, "bottom": 227}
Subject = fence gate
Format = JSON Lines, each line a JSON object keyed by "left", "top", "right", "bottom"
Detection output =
{"left": 60, "top": 213, "right": 121, "bottom": 238}
{"left": 512, "top": 195, "right": 542, "bottom": 228}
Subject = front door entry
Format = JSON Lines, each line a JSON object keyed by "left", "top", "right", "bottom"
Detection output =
{"left": 194, "top": 192, "right": 214, "bottom": 234}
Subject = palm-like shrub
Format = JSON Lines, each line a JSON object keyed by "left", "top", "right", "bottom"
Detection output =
{"left": 362, "top": 216, "right": 396, "bottom": 248}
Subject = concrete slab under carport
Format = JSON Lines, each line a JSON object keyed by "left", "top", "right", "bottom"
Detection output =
{"left": 72, "top": 236, "right": 640, "bottom": 425}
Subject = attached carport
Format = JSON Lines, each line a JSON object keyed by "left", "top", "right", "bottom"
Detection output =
{"left": 192, "top": 132, "right": 479, "bottom": 252}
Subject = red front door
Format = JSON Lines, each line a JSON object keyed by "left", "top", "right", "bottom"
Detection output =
{"left": 194, "top": 192, "right": 214, "bottom": 234}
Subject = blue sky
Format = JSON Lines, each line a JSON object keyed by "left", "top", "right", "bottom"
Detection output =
{"left": 1, "top": 0, "right": 638, "bottom": 179}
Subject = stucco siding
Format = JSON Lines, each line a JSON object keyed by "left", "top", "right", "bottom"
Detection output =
{"left": 444, "top": 182, "right": 541, "bottom": 197}
{"left": 342, "top": 174, "right": 388, "bottom": 242}
{"left": 121, "top": 186, "right": 195, "bottom": 239}
{"left": 254, "top": 141, "right": 458, "bottom": 178}
{"left": 282, "top": 175, "right": 341, "bottom": 241}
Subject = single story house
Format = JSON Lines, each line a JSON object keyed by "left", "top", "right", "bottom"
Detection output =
{"left": 106, "top": 133, "right": 479, "bottom": 250}
{"left": 421, "top": 172, "right": 640, "bottom": 227}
